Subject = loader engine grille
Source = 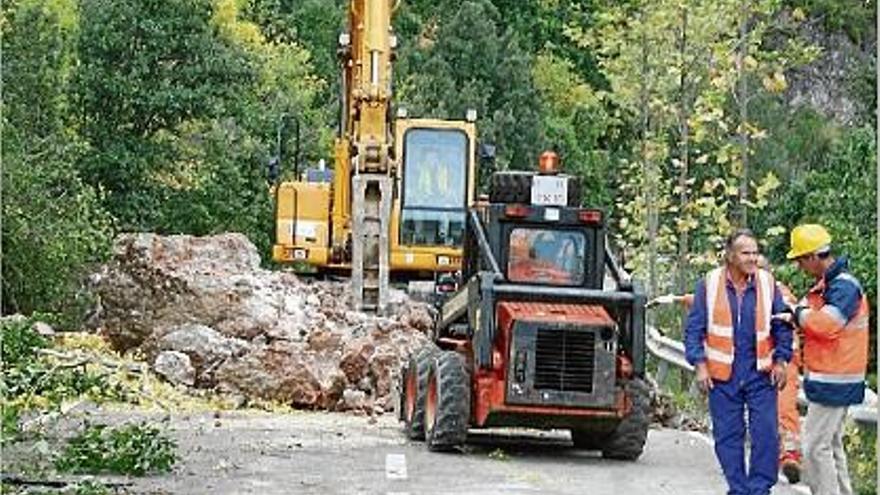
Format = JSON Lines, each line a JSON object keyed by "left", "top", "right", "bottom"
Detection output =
{"left": 534, "top": 328, "right": 595, "bottom": 393}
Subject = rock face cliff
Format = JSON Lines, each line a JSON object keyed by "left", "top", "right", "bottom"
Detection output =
{"left": 786, "top": 17, "right": 876, "bottom": 126}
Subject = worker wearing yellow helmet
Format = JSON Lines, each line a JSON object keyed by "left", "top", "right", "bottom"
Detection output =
{"left": 785, "top": 224, "right": 869, "bottom": 495}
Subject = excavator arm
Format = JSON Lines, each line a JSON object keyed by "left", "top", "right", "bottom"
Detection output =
{"left": 334, "top": 0, "right": 397, "bottom": 312}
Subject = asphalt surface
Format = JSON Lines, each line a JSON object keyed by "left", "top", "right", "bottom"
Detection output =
{"left": 117, "top": 411, "right": 810, "bottom": 495}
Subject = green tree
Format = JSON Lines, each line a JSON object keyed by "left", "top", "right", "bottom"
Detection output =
{"left": 73, "top": 0, "right": 258, "bottom": 231}
{"left": 1, "top": 0, "right": 112, "bottom": 322}
{"left": 531, "top": 52, "right": 614, "bottom": 208}
{"left": 70, "top": 0, "right": 326, "bottom": 256}
{"left": 574, "top": 0, "right": 817, "bottom": 295}
{"left": 395, "top": 0, "right": 542, "bottom": 171}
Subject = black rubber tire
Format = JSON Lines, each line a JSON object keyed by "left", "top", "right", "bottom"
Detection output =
{"left": 570, "top": 428, "right": 609, "bottom": 451}
{"left": 402, "top": 345, "right": 439, "bottom": 441}
{"left": 601, "top": 378, "right": 651, "bottom": 460}
{"left": 489, "top": 171, "right": 582, "bottom": 206}
{"left": 489, "top": 171, "right": 532, "bottom": 204}
{"left": 566, "top": 175, "right": 582, "bottom": 207}
{"left": 424, "top": 351, "right": 471, "bottom": 451}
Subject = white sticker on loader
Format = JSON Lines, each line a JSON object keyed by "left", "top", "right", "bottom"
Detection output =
{"left": 531, "top": 176, "right": 568, "bottom": 206}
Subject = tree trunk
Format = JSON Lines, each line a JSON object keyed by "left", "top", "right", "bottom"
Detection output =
{"left": 736, "top": 2, "right": 750, "bottom": 227}
{"left": 640, "top": 14, "right": 658, "bottom": 300}
{"left": 676, "top": 5, "right": 690, "bottom": 295}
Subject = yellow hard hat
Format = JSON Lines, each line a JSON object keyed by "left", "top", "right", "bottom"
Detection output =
{"left": 786, "top": 224, "right": 832, "bottom": 259}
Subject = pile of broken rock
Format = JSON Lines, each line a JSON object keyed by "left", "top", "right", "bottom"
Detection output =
{"left": 89, "top": 233, "right": 434, "bottom": 415}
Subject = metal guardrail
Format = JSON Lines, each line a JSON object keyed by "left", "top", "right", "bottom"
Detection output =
{"left": 646, "top": 325, "right": 878, "bottom": 427}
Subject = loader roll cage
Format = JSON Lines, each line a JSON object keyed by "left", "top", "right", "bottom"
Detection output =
{"left": 436, "top": 203, "right": 647, "bottom": 376}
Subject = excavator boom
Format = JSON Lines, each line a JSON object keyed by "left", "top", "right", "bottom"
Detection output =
{"left": 272, "top": 0, "right": 478, "bottom": 314}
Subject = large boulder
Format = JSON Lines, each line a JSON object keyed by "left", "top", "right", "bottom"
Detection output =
{"left": 90, "top": 233, "right": 434, "bottom": 412}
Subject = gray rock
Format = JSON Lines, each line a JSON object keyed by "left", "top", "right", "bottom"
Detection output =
{"left": 31, "top": 321, "right": 55, "bottom": 337}
{"left": 341, "top": 389, "right": 368, "bottom": 411}
{"left": 154, "top": 351, "right": 196, "bottom": 387}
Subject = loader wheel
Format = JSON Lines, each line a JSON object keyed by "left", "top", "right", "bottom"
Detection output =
{"left": 489, "top": 171, "right": 532, "bottom": 204}
{"left": 403, "top": 346, "right": 439, "bottom": 440}
{"left": 600, "top": 378, "right": 651, "bottom": 460}
{"left": 570, "top": 428, "right": 610, "bottom": 451}
{"left": 424, "top": 351, "right": 470, "bottom": 451}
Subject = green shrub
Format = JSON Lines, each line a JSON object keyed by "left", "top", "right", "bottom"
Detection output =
{"left": 1, "top": 318, "right": 48, "bottom": 367}
{"left": 844, "top": 423, "right": 877, "bottom": 495}
{"left": 1, "top": 404, "right": 21, "bottom": 445}
{"left": 74, "top": 481, "right": 110, "bottom": 495}
{"left": 2, "top": 0, "right": 113, "bottom": 325}
{"left": 55, "top": 422, "right": 177, "bottom": 475}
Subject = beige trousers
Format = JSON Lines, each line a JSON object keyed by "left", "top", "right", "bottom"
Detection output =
{"left": 802, "top": 402, "right": 853, "bottom": 495}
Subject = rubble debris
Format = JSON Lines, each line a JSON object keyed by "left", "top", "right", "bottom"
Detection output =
{"left": 89, "top": 233, "right": 432, "bottom": 413}
{"left": 153, "top": 351, "right": 196, "bottom": 387}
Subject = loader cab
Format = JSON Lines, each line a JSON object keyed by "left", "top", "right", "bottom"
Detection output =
{"left": 463, "top": 201, "right": 606, "bottom": 290}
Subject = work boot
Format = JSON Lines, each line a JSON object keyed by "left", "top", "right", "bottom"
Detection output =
{"left": 780, "top": 450, "right": 802, "bottom": 484}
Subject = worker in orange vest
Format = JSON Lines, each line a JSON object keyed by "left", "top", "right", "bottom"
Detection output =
{"left": 784, "top": 224, "right": 869, "bottom": 495}
{"left": 650, "top": 253, "right": 803, "bottom": 484}
{"left": 658, "top": 229, "right": 793, "bottom": 494}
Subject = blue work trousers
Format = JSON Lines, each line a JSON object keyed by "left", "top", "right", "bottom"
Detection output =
{"left": 709, "top": 375, "right": 779, "bottom": 495}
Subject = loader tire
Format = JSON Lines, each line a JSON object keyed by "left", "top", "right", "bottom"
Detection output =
{"left": 489, "top": 171, "right": 532, "bottom": 204}
{"left": 601, "top": 378, "right": 651, "bottom": 460}
{"left": 424, "top": 351, "right": 470, "bottom": 451}
{"left": 570, "top": 427, "right": 611, "bottom": 451}
{"left": 403, "top": 345, "right": 439, "bottom": 441}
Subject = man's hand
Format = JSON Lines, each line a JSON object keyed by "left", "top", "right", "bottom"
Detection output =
{"left": 771, "top": 312, "right": 794, "bottom": 325}
{"left": 695, "top": 362, "right": 713, "bottom": 393}
{"left": 647, "top": 294, "right": 682, "bottom": 308}
{"left": 771, "top": 361, "right": 788, "bottom": 390}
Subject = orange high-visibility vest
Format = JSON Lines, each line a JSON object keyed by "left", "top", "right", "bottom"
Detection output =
{"left": 704, "top": 267, "right": 775, "bottom": 381}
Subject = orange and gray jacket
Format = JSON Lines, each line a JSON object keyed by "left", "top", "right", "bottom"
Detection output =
{"left": 795, "top": 257, "right": 869, "bottom": 406}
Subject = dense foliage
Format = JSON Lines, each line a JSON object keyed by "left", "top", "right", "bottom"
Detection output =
{"left": 3, "top": 0, "right": 874, "bottom": 322}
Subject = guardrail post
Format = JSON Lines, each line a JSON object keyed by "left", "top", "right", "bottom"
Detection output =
{"left": 656, "top": 360, "right": 669, "bottom": 387}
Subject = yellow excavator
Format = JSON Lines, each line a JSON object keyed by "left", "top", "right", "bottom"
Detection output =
{"left": 271, "top": 0, "right": 480, "bottom": 313}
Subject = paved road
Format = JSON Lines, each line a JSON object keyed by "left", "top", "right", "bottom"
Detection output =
{"left": 123, "top": 411, "right": 809, "bottom": 495}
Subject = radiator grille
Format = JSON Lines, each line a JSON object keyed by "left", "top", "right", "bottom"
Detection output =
{"left": 534, "top": 328, "right": 596, "bottom": 393}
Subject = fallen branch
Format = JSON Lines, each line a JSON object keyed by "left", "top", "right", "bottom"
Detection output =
{"left": 1, "top": 474, "right": 132, "bottom": 488}
{"left": 36, "top": 348, "right": 144, "bottom": 373}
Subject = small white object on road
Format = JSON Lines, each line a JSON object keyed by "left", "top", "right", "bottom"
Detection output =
{"left": 385, "top": 453, "right": 408, "bottom": 480}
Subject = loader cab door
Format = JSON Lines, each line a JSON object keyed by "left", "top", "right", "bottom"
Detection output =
{"left": 400, "top": 128, "right": 469, "bottom": 248}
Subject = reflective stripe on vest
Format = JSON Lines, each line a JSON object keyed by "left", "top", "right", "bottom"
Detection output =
{"left": 704, "top": 267, "right": 775, "bottom": 381}
{"left": 805, "top": 371, "right": 866, "bottom": 385}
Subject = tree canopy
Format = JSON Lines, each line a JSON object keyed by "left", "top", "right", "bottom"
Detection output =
{"left": 2, "top": 0, "right": 876, "bottom": 332}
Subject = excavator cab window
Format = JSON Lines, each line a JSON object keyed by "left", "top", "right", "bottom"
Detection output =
{"left": 400, "top": 129, "right": 469, "bottom": 247}
{"left": 507, "top": 228, "right": 586, "bottom": 286}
